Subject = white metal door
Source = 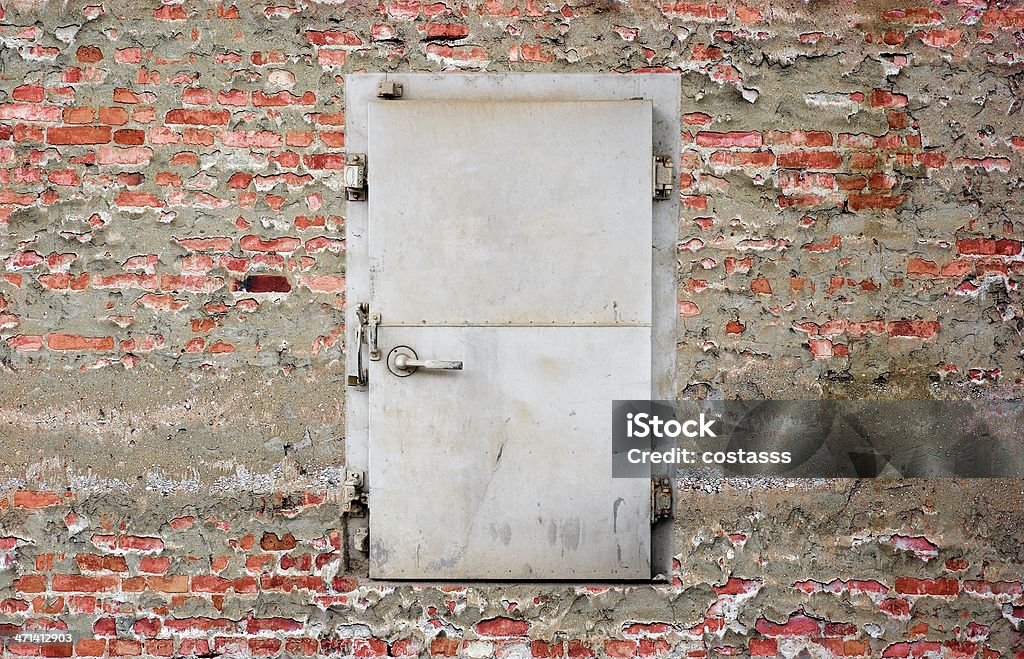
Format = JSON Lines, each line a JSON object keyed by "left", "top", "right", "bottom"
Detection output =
{"left": 367, "top": 99, "right": 654, "bottom": 579}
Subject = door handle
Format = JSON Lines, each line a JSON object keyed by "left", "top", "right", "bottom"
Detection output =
{"left": 395, "top": 355, "right": 463, "bottom": 370}
{"left": 387, "top": 346, "right": 463, "bottom": 377}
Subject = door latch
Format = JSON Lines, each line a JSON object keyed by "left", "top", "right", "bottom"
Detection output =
{"left": 347, "top": 303, "right": 370, "bottom": 388}
{"left": 344, "top": 154, "right": 367, "bottom": 201}
{"left": 651, "top": 476, "right": 672, "bottom": 522}
{"left": 653, "top": 156, "right": 674, "bottom": 201}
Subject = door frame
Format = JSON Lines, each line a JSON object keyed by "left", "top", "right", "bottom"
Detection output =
{"left": 344, "top": 73, "right": 681, "bottom": 580}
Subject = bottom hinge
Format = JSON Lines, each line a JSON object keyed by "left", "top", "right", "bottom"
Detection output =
{"left": 344, "top": 154, "right": 367, "bottom": 201}
{"left": 653, "top": 156, "right": 674, "bottom": 201}
{"left": 651, "top": 475, "right": 673, "bottom": 522}
{"left": 342, "top": 469, "right": 368, "bottom": 517}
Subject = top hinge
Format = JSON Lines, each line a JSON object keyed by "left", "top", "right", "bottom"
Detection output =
{"left": 377, "top": 80, "right": 403, "bottom": 99}
{"left": 653, "top": 156, "right": 674, "bottom": 201}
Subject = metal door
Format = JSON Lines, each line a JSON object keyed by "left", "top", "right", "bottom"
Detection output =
{"left": 366, "top": 98, "right": 655, "bottom": 579}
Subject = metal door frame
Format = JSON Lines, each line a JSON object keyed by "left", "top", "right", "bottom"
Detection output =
{"left": 344, "top": 73, "right": 681, "bottom": 580}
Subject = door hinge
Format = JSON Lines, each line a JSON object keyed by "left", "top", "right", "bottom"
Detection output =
{"left": 376, "top": 80, "right": 403, "bottom": 99}
{"left": 651, "top": 476, "right": 673, "bottom": 522}
{"left": 342, "top": 468, "right": 368, "bottom": 517}
{"left": 344, "top": 153, "right": 367, "bottom": 201}
{"left": 653, "top": 156, "right": 674, "bottom": 201}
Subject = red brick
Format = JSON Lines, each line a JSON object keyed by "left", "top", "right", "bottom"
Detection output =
{"left": 110, "top": 639, "right": 142, "bottom": 656}
{"left": 252, "top": 91, "right": 316, "bottom": 107}
{"left": 217, "top": 89, "right": 250, "bottom": 106}
{"left": 115, "top": 191, "right": 163, "bottom": 208}
{"left": 132, "top": 618, "right": 161, "bottom": 637}
{"left": 13, "top": 490, "right": 62, "bottom": 509}
{"left": 246, "top": 616, "right": 303, "bottom": 633}
{"left": 419, "top": 22, "right": 470, "bottom": 38}
{"left": 710, "top": 151, "right": 776, "bottom": 168}
{"left": 765, "top": 130, "right": 832, "bottom": 147}
{"left": 871, "top": 89, "right": 908, "bottom": 108}
{"left": 306, "top": 30, "right": 363, "bottom": 45}
{"left": 113, "top": 129, "right": 146, "bottom": 145}
{"left": 139, "top": 556, "right": 170, "bottom": 574}
{"left": 119, "top": 535, "right": 164, "bottom": 552}
{"left": 221, "top": 130, "right": 281, "bottom": 148}
{"left": 777, "top": 150, "right": 842, "bottom": 170}
{"left": 75, "top": 554, "right": 128, "bottom": 572}
{"left": 604, "top": 640, "right": 638, "bottom": 658}
{"left": 12, "top": 84, "right": 45, "bottom": 102}
{"left": 0, "top": 103, "right": 62, "bottom": 122}
{"left": 52, "top": 574, "right": 118, "bottom": 592}
{"left": 164, "top": 617, "right": 237, "bottom": 633}
{"left": 754, "top": 614, "right": 822, "bottom": 637}
{"left": 475, "top": 617, "right": 529, "bottom": 637}
{"left": 7, "top": 335, "right": 44, "bottom": 351}
{"left": 76, "top": 45, "right": 103, "bottom": 62}
{"left": 894, "top": 577, "right": 958, "bottom": 595}
{"left": 176, "top": 237, "right": 234, "bottom": 252}
{"left": 848, "top": 194, "right": 907, "bottom": 212}
{"left": 907, "top": 258, "right": 939, "bottom": 277}
{"left": 261, "top": 532, "right": 297, "bottom": 550}
{"left": 165, "top": 108, "right": 231, "bottom": 125}
{"left": 182, "top": 87, "right": 214, "bottom": 104}
{"left": 240, "top": 235, "right": 302, "bottom": 253}
{"left": 956, "top": 238, "right": 1021, "bottom": 257}
{"left": 531, "top": 640, "right": 564, "bottom": 657}
{"left": 298, "top": 275, "right": 345, "bottom": 293}
{"left": 662, "top": 2, "right": 728, "bottom": 20}
{"left": 567, "top": 640, "right": 595, "bottom": 657}
{"left": 98, "top": 107, "right": 129, "bottom": 125}
{"left": 749, "top": 638, "right": 778, "bottom": 656}
{"left": 303, "top": 153, "right": 345, "bottom": 170}
{"left": 695, "top": 131, "right": 762, "bottom": 148}
{"left": 14, "top": 575, "right": 46, "bottom": 592}
{"left": 46, "top": 334, "right": 114, "bottom": 351}
{"left": 353, "top": 638, "right": 388, "bottom": 657}
{"left": 46, "top": 126, "right": 112, "bottom": 145}
{"left": 75, "top": 640, "right": 106, "bottom": 657}
{"left": 430, "top": 637, "right": 460, "bottom": 656}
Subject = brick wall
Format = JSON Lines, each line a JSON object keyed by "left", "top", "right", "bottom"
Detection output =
{"left": 1, "top": 0, "right": 1023, "bottom": 656}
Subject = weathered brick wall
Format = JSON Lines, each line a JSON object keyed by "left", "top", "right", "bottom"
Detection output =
{"left": 1, "top": 0, "right": 1023, "bottom": 656}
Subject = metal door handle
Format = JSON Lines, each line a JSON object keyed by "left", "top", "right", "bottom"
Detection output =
{"left": 395, "top": 355, "right": 463, "bottom": 370}
{"left": 387, "top": 346, "right": 463, "bottom": 377}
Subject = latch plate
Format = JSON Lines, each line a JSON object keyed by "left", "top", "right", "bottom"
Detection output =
{"left": 651, "top": 476, "right": 672, "bottom": 522}
{"left": 653, "top": 156, "right": 674, "bottom": 201}
{"left": 344, "top": 154, "right": 367, "bottom": 201}
{"left": 368, "top": 312, "right": 381, "bottom": 361}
